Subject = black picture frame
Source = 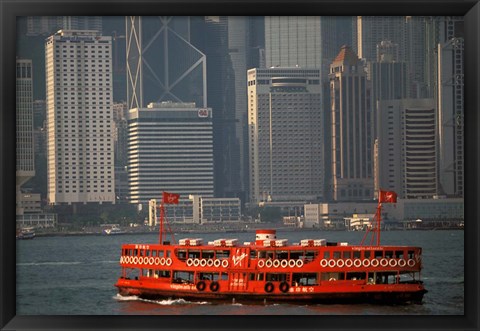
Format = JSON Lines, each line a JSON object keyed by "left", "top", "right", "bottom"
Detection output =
{"left": 1, "top": 0, "right": 479, "bottom": 330}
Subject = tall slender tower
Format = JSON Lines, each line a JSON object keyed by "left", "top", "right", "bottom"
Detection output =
{"left": 16, "top": 59, "right": 35, "bottom": 215}
{"left": 45, "top": 30, "right": 115, "bottom": 205}
{"left": 248, "top": 67, "right": 324, "bottom": 204}
{"left": 126, "top": 16, "right": 207, "bottom": 110}
{"left": 330, "top": 46, "right": 373, "bottom": 201}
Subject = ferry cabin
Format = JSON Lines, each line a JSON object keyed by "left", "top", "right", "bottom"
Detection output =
{"left": 117, "top": 241, "right": 423, "bottom": 297}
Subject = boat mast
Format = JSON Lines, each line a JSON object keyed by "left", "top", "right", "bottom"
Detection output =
{"left": 159, "top": 198, "right": 165, "bottom": 244}
{"left": 159, "top": 191, "right": 178, "bottom": 245}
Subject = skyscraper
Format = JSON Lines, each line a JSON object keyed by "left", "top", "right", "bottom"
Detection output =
{"left": 126, "top": 16, "right": 207, "bottom": 110}
{"left": 437, "top": 37, "right": 464, "bottom": 197}
{"left": 16, "top": 59, "right": 35, "bottom": 215}
{"left": 45, "top": 30, "right": 115, "bottom": 205}
{"left": 377, "top": 99, "right": 437, "bottom": 199}
{"left": 127, "top": 102, "right": 214, "bottom": 205}
{"left": 247, "top": 67, "right": 324, "bottom": 204}
{"left": 329, "top": 46, "right": 373, "bottom": 201}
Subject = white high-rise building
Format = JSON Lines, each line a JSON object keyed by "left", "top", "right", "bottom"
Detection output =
{"left": 127, "top": 102, "right": 214, "bottom": 205}
{"left": 45, "top": 30, "right": 115, "bottom": 205}
{"left": 247, "top": 68, "right": 324, "bottom": 204}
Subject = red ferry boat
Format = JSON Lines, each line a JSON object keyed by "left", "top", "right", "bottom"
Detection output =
{"left": 115, "top": 191, "right": 427, "bottom": 304}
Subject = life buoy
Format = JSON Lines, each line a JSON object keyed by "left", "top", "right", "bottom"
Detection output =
{"left": 273, "top": 260, "right": 281, "bottom": 268}
{"left": 279, "top": 282, "right": 289, "bottom": 293}
{"left": 296, "top": 259, "right": 304, "bottom": 268}
{"left": 165, "top": 258, "right": 172, "bottom": 266}
{"left": 200, "top": 259, "right": 207, "bottom": 267}
{"left": 336, "top": 259, "right": 345, "bottom": 268}
{"left": 193, "top": 258, "right": 200, "bottom": 267}
{"left": 281, "top": 260, "right": 288, "bottom": 268}
{"left": 138, "top": 257, "right": 144, "bottom": 264}
{"left": 148, "top": 257, "right": 155, "bottom": 265}
{"left": 196, "top": 281, "right": 206, "bottom": 291}
{"left": 370, "top": 259, "right": 379, "bottom": 267}
{"left": 328, "top": 259, "right": 336, "bottom": 268}
{"left": 133, "top": 256, "right": 138, "bottom": 264}
{"left": 380, "top": 258, "right": 389, "bottom": 267}
{"left": 389, "top": 259, "right": 398, "bottom": 267}
{"left": 288, "top": 259, "right": 296, "bottom": 267}
{"left": 210, "top": 281, "right": 220, "bottom": 292}
{"left": 362, "top": 259, "right": 371, "bottom": 267}
{"left": 214, "top": 259, "right": 221, "bottom": 267}
{"left": 398, "top": 259, "right": 407, "bottom": 267}
{"left": 207, "top": 259, "right": 214, "bottom": 267}
{"left": 320, "top": 259, "right": 328, "bottom": 267}
{"left": 264, "top": 282, "right": 274, "bottom": 293}
{"left": 154, "top": 257, "right": 161, "bottom": 265}
{"left": 221, "top": 259, "right": 229, "bottom": 268}
{"left": 407, "top": 259, "right": 415, "bottom": 267}
{"left": 160, "top": 257, "right": 166, "bottom": 266}
{"left": 354, "top": 259, "right": 362, "bottom": 267}
{"left": 265, "top": 259, "right": 273, "bottom": 268}
{"left": 345, "top": 259, "right": 353, "bottom": 267}
{"left": 257, "top": 259, "right": 265, "bottom": 268}
{"left": 186, "top": 258, "right": 194, "bottom": 267}
{"left": 120, "top": 256, "right": 123, "bottom": 264}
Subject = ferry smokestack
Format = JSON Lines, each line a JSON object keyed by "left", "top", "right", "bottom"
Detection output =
{"left": 255, "top": 229, "right": 276, "bottom": 245}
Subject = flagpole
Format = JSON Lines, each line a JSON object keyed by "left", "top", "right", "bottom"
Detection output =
{"left": 159, "top": 192, "right": 164, "bottom": 244}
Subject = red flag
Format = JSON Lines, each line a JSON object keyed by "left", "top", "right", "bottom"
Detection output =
{"left": 162, "top": 192, "right": 180, "bottom": 204}
{"left": 379, "top": 190, "right": 397, "bottom": 203}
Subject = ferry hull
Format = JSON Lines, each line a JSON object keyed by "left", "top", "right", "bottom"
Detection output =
{"left": 115, "top": 281, "right": 427, "bottom": 305}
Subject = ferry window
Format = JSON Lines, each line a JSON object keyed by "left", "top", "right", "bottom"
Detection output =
{"left": 363, "top": 251, "right": 371, "bottom": 259}
{"left": 257, "top": 273, "right": 264, "bottom": 281}
{"left": 277, "top": 250, "right": 289, "bottom": 260}
{"left": 290, "top": 250, "right": 303, "bottom": 259}
{"left": 198, "top": 273, "right": 214, "bottom": 281}
{"left": 323, "top": 251, "right": 330, "bottom": 259}
{"left": 408, "top": 250, "right": 415, "bottom": 259}
{"left": 346, "top": 272, "right": 366, "bottom": 280}
{"left": 333, "top": 251, "right": 341, "bottom": 259}
{"left": 158, "top": 270, "right": 170, "bottom": 278}
{"left": 266, "top": 251, "right": 275, "bottom": 259}
{"left": 157, "top": 250, "right": 164, "bottom": 257}
{"left": 321, "top": 272, "right": 344, "bottom": 281}
{"left": 177, "top": 250, "right": 187, "bottom": 260}
{"left": 343, "top": 251, "right": 351, "bottom": 259}
{"left": 250, "top": 250, "right": 257, "bottom": 259}
{"left": 305, "top": 251, "right": 316, "bottom": 261}
{"left": 374, "top": 251, "right": 383, "bottom": 259}
{"left": 133, "top": 249, "right": 138, "bottom": 256}
{"left": 266, "top": 273, "right": 287, "bottom": 282}
{"left": 221, "top": 272, "right": 228, "bottom": 281}
{"left": 385, "top": 251, "right": 394, "bottom": 258}
{"left": 258, "top": 250, "right": 267, "bottom": 259}
{"left": 292, "top": 273, "right": 318, "bottom": 285}
{"left": 173, "top": 271, "right": 194, "bottom": 284}
{"left": 216, "top": 250, "right": 230, "bottom": 259}
{"left": 395, "top": 250, "right": 404, "bottom": 259}
{"left": 145, "top": 250, "right": 151, "bottom": 257}
{"left": 139, "top": 250, "right": 144, "bottom": 257}
{"left": 353, "top": 251, "right": 361, "bottom": 259}
{"left": 166, "top": 251, "right": 171, "bottom": 258}
{"left": 249, "top": 273, "right": 256, "bottom": 281}
{"left": 187, "top": 250, "right": 200, "bottom": 259}
{"left": 202, "top": 250, "right": 215, "bottom": 259}
{"left": 151, "top": 250, "right": 157, "bottom": 257}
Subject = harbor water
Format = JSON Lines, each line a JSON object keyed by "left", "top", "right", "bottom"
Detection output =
{"left": 16, "top": 229, "right": 464, "bottom": 315}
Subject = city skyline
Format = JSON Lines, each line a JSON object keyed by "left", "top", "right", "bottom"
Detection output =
{"left": 16, "top": 16, "right": 465, "bottom": 218}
